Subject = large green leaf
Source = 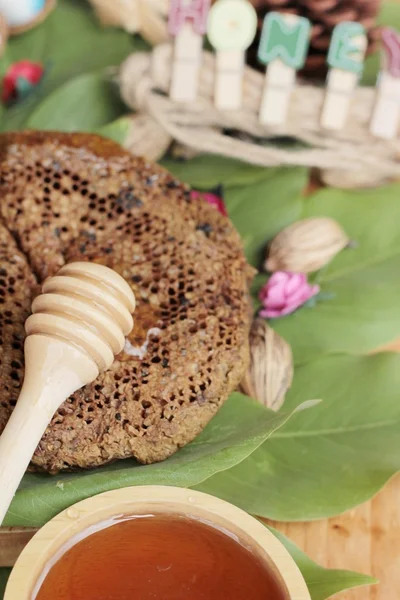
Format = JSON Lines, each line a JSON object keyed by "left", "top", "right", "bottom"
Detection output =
{"left": 0, "top": 0, "right": 143, "bottom": 131}
{"left": 4, "top": 393, "right": 305, "bottom": 528}
{"left": 226, "top": 168, "right": 307, "bottom": 266}
{"left": 268, "top": 526, "right": 376, "bottom": 600}
{"left": 96, "top": 116, "right": 132, "bottom": 145}
{"left": 197, "top": 353, "right": 400, "bottom": 521}
{"left": 160, "top": 155, "right": 295, "bottom": 189}
{"left": 303, "top": 183, "right": 400, "bottom": 282}
{"left": 26, "top": 71, "right": 126, "bottom": 131}
{"left": 273, "top": 183, "right": 400, "bottom": 364}
{"left": 0, "top": 570, "right": 10, "bottom": 599}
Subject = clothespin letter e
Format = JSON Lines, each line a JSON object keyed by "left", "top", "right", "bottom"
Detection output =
{"left": 321, "top": 22, "right": 367, "bottom": 131}
{"left": 208, "top": 0, "right": 257, "bottom": 111}
{"left": 168, "top": 0, "right": 211, "bottom": 103}
{"left": 370, "top": 27, "right": 400, "bottom": 139}
{"left": 257, "top": 12, "right": 311, "bottom": 126}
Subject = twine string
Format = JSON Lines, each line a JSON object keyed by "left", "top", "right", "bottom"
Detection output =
{"left": 118, "top": 44, "right": 400, "bottom": 180}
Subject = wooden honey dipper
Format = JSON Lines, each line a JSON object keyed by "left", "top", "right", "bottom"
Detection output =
{"left": 0, "top": 262, "right": 136, "bottom": 525}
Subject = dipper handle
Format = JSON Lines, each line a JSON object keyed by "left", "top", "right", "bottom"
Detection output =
{"left": 0, "top": 262, "right": 135, "bottom": 525}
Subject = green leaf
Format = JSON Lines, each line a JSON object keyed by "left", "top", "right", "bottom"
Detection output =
{"left": 226, "top": 167, "right": 307, "bottom": 266}
{"left": 303, "top": 183, "right": 400, "bottom": 282}
{"left": 0, "top": 0, "right": 143, "bottom": 131}
{"left": 96, "top": 116, "right": 132, "bottom": 145}
{"left": 273, "top": 183, "right": 400, "bottom": 364}
{"left": 268, "top": 526, "right": 377, "bottom": 600}
{"left": 250, "top": 273, "right": 268, "bottom": 313}
{"left": 0, "top": 570, "right": 10, "bottom": 598}
{"left": 26, "top": 71, "right": 126, "bottom": 132}
{"left": 160, "top": 155, "right": 288, "bottom": 189}
{"left": 4, "top": 393, "right": 303, "bottom": 528}
{"left": 197, "top": 354, "right": 400, "bottom": 521}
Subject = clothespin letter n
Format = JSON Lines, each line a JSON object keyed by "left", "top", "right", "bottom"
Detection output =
{"left": 168, "top": 0, "right": 211, "bottom": 102}
{"left": 257, "top": 12, "right": 311, "bottom": 126}
{"left": 321, "top": 22, "right": 367, "bottom": 130}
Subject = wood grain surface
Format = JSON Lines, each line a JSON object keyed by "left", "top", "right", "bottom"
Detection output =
{"left": 271, "top": 475, "right": 400, "bottom": 599}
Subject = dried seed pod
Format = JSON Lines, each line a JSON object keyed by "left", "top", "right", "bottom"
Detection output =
{"left": 240, "top": 318, "right": 293, "bottom": 411}
{"left": 265, "top": 217, "right": 350, "bottom": 274}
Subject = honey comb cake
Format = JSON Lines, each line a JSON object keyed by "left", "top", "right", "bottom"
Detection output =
{"left": 0, "top": 131, "right": 253, "bottom": 473}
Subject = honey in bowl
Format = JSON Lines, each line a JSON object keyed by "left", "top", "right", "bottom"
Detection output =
{"left": 34, "top": 514, "right": 290, "bottom": 600}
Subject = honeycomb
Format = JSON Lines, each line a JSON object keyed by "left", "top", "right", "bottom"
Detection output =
{"left": 0, "top": 132, "right": 253, "bottom": 473}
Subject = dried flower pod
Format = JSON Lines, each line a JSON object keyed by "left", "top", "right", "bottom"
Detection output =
{"left": 265, "top": 217, "right": 350, "bottom": 274}
{"left": 240, "top": 319, "right": 293, "bottom": 411}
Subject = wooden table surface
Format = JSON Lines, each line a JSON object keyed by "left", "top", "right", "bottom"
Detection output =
{"left": 272, "top": 474, "right": 400, "bottom": 599}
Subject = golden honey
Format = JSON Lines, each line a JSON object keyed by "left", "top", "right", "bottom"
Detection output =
{"left": 35, "top": 514, "right": 289, "bottom": 600}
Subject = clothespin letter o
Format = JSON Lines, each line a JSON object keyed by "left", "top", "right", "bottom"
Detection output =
{"left": 208, "top": 0, "right": 258, "bottom": 51}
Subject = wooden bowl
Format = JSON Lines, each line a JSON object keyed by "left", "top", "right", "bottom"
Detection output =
{"left": 4, "top": 486, "right": 311, "bottom": 600}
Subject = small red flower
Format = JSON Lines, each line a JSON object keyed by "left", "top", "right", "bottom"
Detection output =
{"left": 191, "top": 188, "right": 227, "bottom": 216}
{"left": 2, "top": 61, "right": 44, "bottom": 104}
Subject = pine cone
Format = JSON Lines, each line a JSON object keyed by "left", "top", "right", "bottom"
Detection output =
{"left": 247, "top": 0, "right": 382, "bottom": 80}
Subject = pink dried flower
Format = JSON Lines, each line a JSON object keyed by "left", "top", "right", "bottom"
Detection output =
{"left": 191, "top": 189, "right": 227, "bottom": 216}
{"left": 259, "top": 272, "right": 320, "bottom": 319}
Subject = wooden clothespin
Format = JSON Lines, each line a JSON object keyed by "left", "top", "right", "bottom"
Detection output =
{"left": 168, "top": 0, "right": 210, "bottom": 103}
{"left": 370, "top": 27, "right": 400, "bottom": 139}
{"left": 207, "top": 0, "right": 257, "bottom": 111}
{"left": 257, "top": 12, "right": 311, "bottom": 127}
{"left": 321, "top": 22, "right": 367, "bottom": 131}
